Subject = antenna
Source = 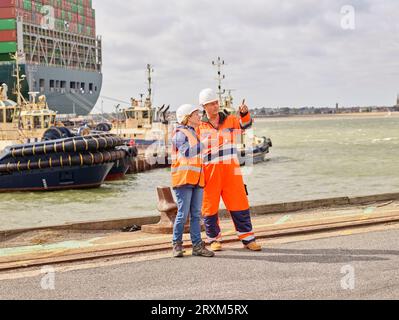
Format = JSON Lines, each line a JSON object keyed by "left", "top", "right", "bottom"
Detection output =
{"left": 212, "top": 56, "right": 226, "bottom": 105}
{"left": 11, "top": 52, "right": 27, "bottom": 106}
{"left": 139, "top": 93, "right": 144, "bottom": 107}
{"left": 147, "top": 64, "right": 154, "bottom": 105}
{"left": 225, "top": 88, "right": 235, "bottom": 101}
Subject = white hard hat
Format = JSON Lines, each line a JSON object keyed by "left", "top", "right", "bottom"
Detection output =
{"left": 176, "top": 104, "right": 199, "bottom": 124}
{"left": 199, "top": 88, "right": 218, "bottom": 106}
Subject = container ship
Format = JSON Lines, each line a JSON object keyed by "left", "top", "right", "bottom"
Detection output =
{"left": 0, "top": 0, "right": 102, "bottom": 115}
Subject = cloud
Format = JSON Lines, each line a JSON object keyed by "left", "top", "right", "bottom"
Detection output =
{"left": 93, "top": 0, "right": 399, "bottom": 113}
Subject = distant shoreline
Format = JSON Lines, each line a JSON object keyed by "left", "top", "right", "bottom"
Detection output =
{"left": 253, "top": 112, "right": 399, "bottom": 122}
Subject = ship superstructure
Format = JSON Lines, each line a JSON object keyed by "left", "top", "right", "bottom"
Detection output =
{"left": 0, "top": 0, "right": 102, "bottom": 115}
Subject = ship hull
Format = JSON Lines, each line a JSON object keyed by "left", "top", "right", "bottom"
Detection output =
{"left": 0, "top": 62, "right": 102, "bottom": 115}
{"left": 105, "top": 158, "right": 130, "bottom": 181}
{"left": 0, "top": 163, "right": 113, "bottom": 192}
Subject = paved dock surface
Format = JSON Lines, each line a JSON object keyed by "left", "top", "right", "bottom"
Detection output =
{"left": 0, "top": 225, "right": 398, "bottom": 299}
{"left": 1, "top": 200, "right": 399, "bottom": 269}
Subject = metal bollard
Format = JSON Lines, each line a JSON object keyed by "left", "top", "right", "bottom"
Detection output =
{"left": 144, "top": 159, "right": 151, "bottom": 171}
{"left": 137, "top": 158, "right": 145, "bottom": 172}
{"left": 127, "top": 158, "right": 137, "bottom": 174}
{"left": 141, "top": 186, "right": 190, "bottom": 234}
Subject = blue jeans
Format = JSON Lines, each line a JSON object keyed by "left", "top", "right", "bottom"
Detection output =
{"left": 173, "top": 186, "right": 204, "bottom": 246}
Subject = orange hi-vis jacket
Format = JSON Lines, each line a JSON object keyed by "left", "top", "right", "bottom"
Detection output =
{"left": 171, "top": 126, "right": 205, "bottom": 189}
{"left": 196, "top": 111, "right": 256, "bottom": 245}
{"left": 199, "top": 112, "right": 251, "bottom": 166}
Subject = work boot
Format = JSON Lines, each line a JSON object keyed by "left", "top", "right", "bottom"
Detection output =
{"left": 192, "top": 242, "right": 215, "bottom": 257}
{"left": 210, "top": 241, "right": 222, "bottom": 252}
{"left": 244, "top": 241, "right": 262, "bottom": 252}
{"left": 173, "top": 241, "right": 184, "bottom": 258}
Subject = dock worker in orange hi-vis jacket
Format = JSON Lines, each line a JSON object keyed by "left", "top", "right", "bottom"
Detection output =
{"left": 196, "top": 88, "right": 262, "bottom": 252}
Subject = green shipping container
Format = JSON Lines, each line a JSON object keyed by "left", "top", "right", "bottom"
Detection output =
{"left": 23, "top": 0, "right": 32, "bottom": 11}
{"left": 0, "top": 42, "right": 17, "bottom": 54}
{"left": 0, "top": 53, "right": 13, "bottom": 61}
{"left": 0, "top": 19, "right": 16, "bottom": 31}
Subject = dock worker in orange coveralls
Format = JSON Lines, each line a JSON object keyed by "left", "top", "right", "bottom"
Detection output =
{"left": 196, "top": 88, "right": 262, "bottom": 252}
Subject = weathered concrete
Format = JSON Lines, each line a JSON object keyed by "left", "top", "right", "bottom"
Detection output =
{"left": 1, "top": 192, "right": 399, "bottom": 238}
{"left": 3, "top": 227, "right": 398, "bottom": 300}
{"left": 348, "top": 193, "right": 399, "bottom": 205}
{"left": 238, "top": 196, "right": 349, "bottom": 217}
{"left": 1, "top": 208, "right": 399, "bottom": 272}
{"left": 0, "top": 216, "right": 160, "bottom": 240}
{"left": 221, "top": 192, "right": 399, "bottom": 217}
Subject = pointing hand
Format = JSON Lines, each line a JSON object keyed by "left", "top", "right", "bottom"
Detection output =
{"left": 239, "top": 99, "right": 249, "bottom": 115}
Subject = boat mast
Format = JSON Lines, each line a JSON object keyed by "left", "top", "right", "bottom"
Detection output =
{"left": 212, "top": 57, "right": 226, "bottom": 105}
{"left": 138, "top": 93, "right": 144, "bottom": 107}
{"left": 11, "top": 52, "right": 27, "bottom": 106}
{"left": 147, "top": 64, "right": 154, "bottom": 106}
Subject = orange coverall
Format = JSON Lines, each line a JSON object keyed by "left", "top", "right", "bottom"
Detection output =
{"left": 197, "top": 111, "right": 256, "bottom": 245}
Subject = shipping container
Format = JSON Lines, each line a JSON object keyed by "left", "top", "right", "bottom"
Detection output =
{"left": 0, "top": 29, "right": 17, "bottom": 41}
{"left": 0, "top": 41, "right": 17, "bottom": 53}
{"left": 0, "top": 7, "right": 16, "bottom": 19}
{"left": 0, "top": 52, "right": 12, "bottom": 61}
{"left": 0, "top": 18, "right": 16, "bottom": 30}
{"left": 0, "top": 0, "right": 16, "bottom": 8}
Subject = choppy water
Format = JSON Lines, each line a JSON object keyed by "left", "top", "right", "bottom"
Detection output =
{"left": 1, "top": 114, "right": 399, "bottom": 231}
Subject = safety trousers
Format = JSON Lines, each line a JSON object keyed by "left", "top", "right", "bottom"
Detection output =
{"left": 202, "top": 164, "right": 256, "bottom": 245}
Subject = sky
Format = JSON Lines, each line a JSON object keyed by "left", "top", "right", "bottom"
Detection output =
{"left": 93, "top": 0, "right": 399, "bottom": 113}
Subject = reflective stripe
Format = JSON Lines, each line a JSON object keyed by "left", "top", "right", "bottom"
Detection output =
{"left": 241, "top": 235, "right": 255, "bottom": 242}
{"left": 240, "top": 119, "right": 252, "bottom": 129}
{"left": 238, "top": 232, "right": 255, "bottom": 241}
{"left": 239, "top": 113, "right": 252, "bottom": 130}
{"left": 237, "top": 230, "right": 253, "bottom": 235}
{"left": 204, "top": 153, "right": 239, "bottom": 163}
{"left": 213, "top": 146, "right": 237, "bottom": 156}
{"left": 203, "top": 143, "right": 236, "bottom": 153}
{"left": 203, "top": 144, "right": 237, "bottom": 155}
{"left": 237, "top": 229, "right": 255, "bottom": 242}
{"left": 204, "top": 154, "right": 239, "bottom": 165}
{"left": 172, "top": 127, "right": 205, "bottom": 188}
{"left": 171, "top": 165, "right": 202, "bottom": 173}
{"left": 204, "top": 147, "right": 239, "bottom": 164}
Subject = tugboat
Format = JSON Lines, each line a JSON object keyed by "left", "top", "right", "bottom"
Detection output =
{"left": 0, "top": 53, "right": 127, "bottom": 192}
{"left": 45, "top": 125, "right": 138, "bottom": 183}
{"left": 0, "top": 134, "right": 125, "bottom": 192}
{"left": 98, "top": 65, "right": 170, "bottom": 168}
{"left": 0, "top": 54, "right": 60, "bottom": 150}
{"left": 111, "top": 95, "right": 169, "bottom": 151}
{"left": 103, "top": 144, "right": 138, "bottom": 181}
{"left": 211, "top": 57, "right": 272, "bottom": 166}
{"left": 65, "top": 123, "right": 138, "bottom": 182}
